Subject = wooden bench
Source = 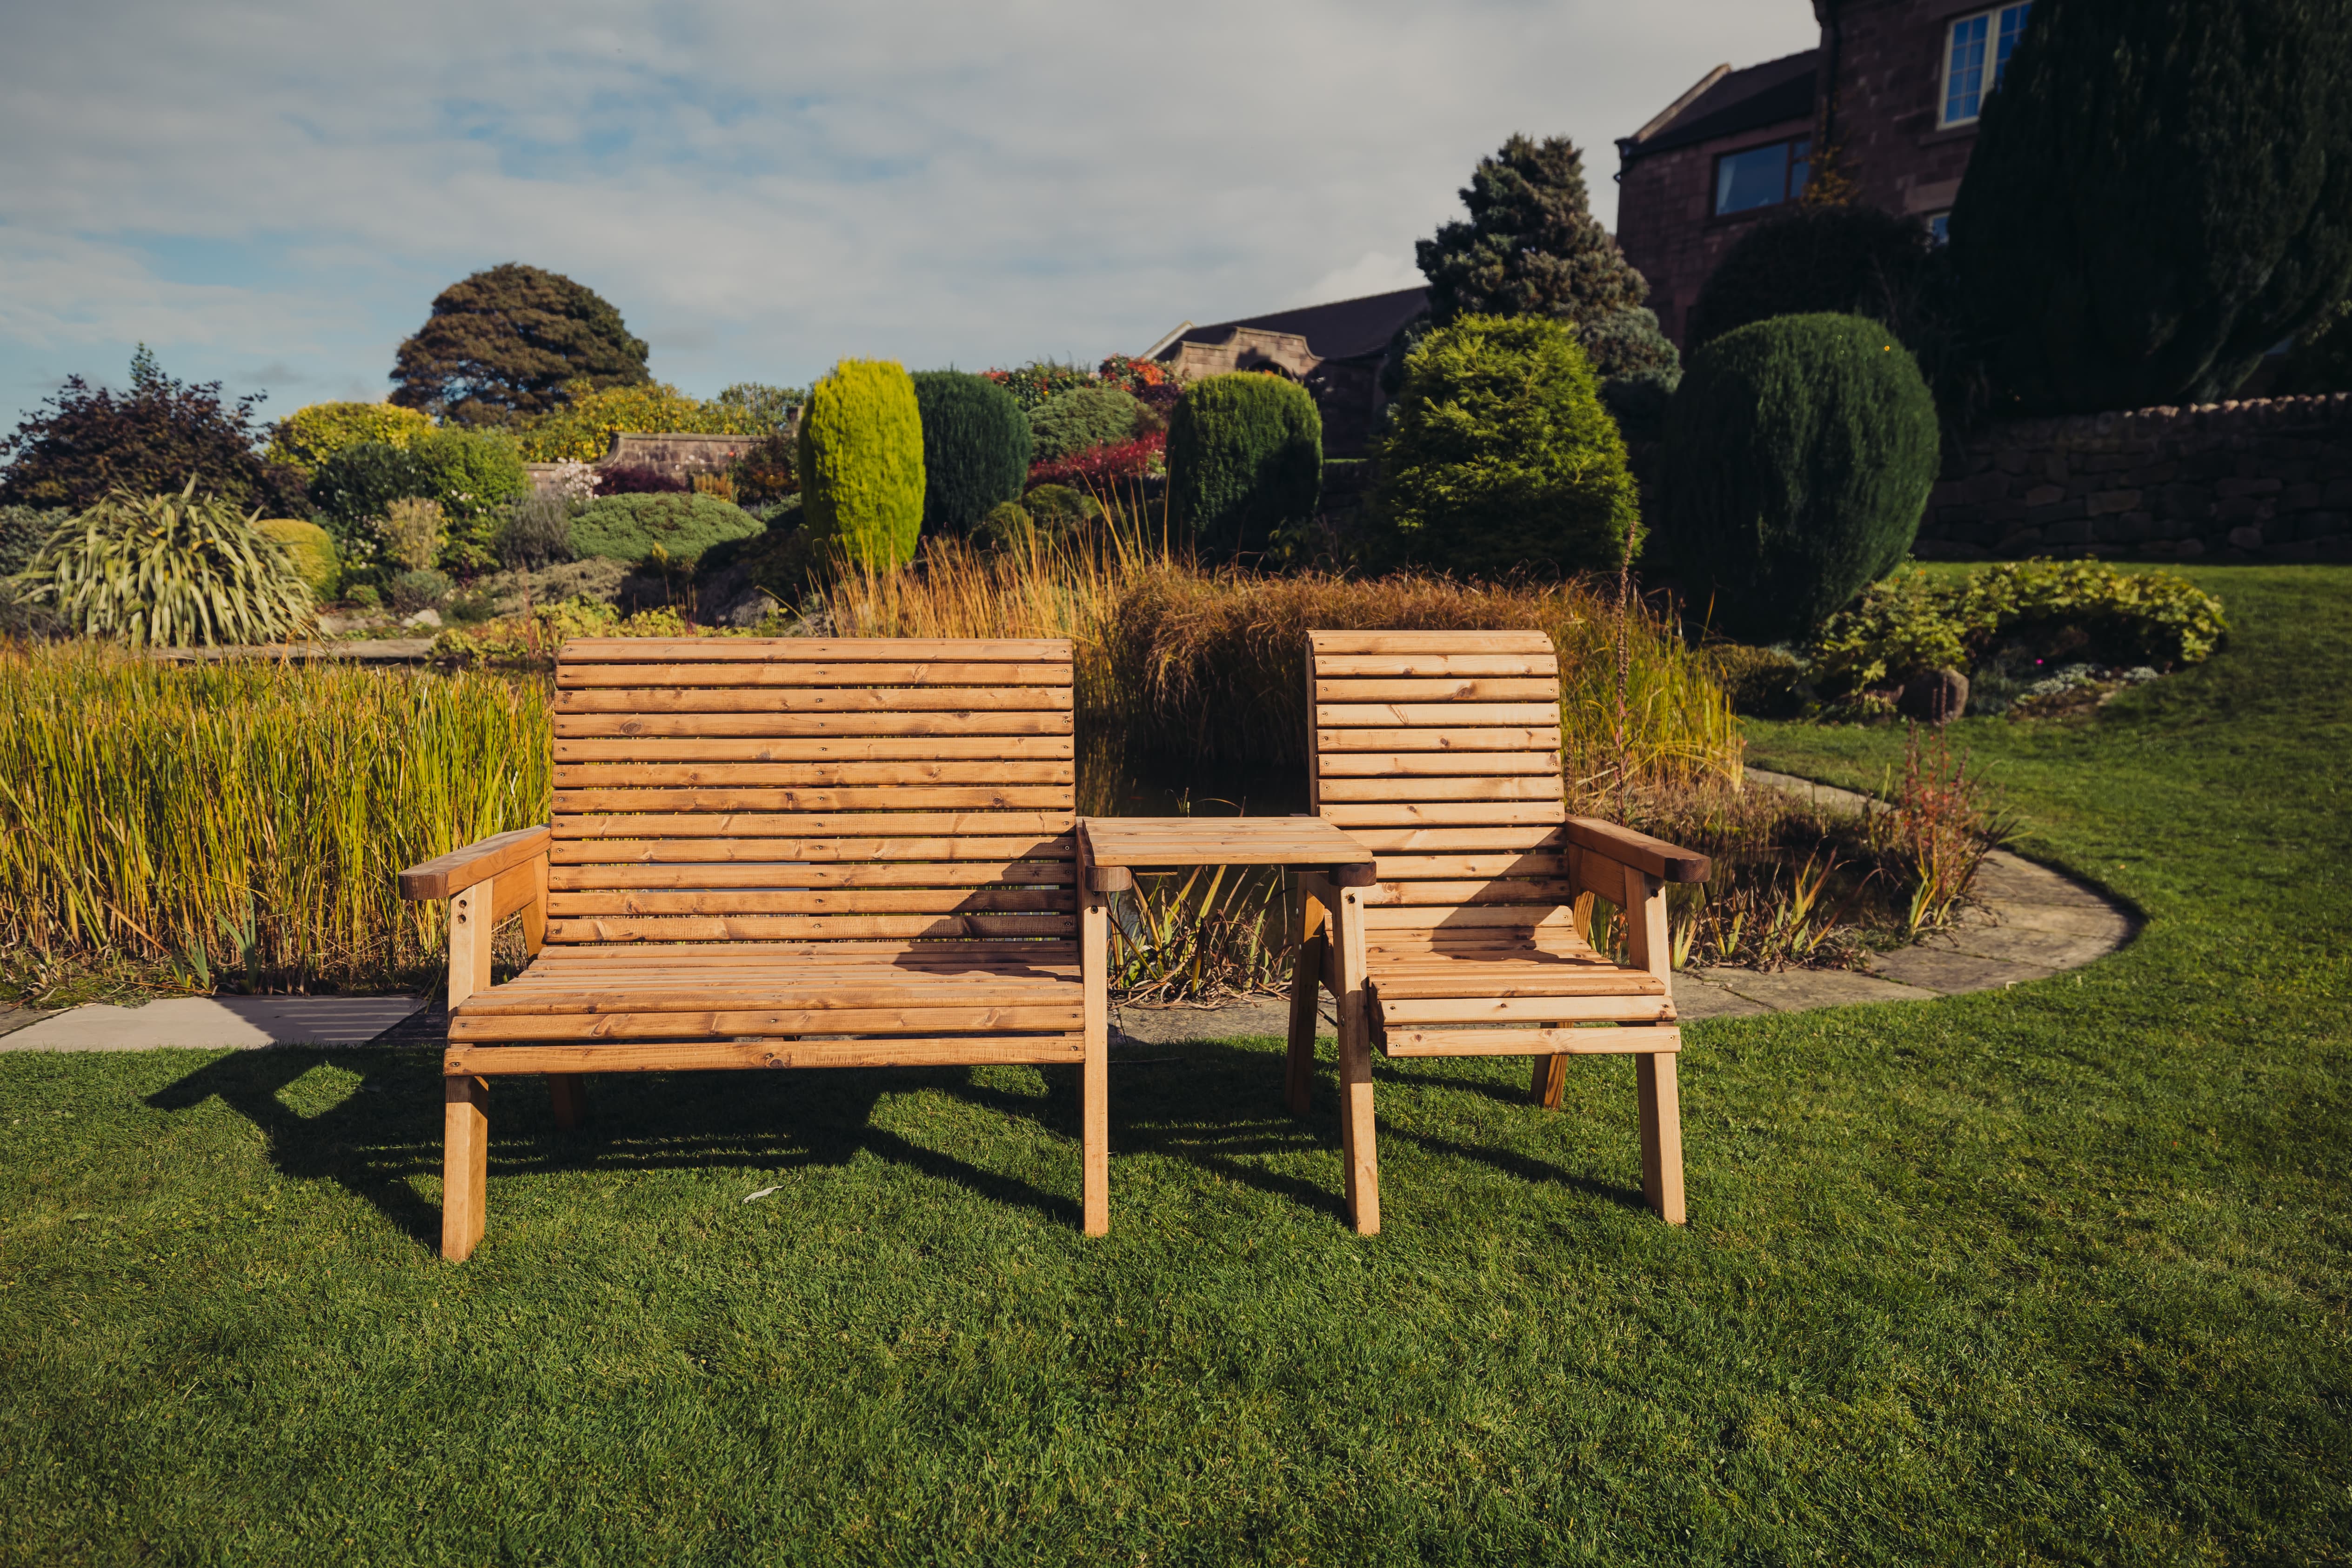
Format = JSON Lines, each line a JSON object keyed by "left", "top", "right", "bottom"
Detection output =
{"left": 398, "top": 637, "right": 1108, "bottom": 1260}
{"left": 1283, "top": 630, "right": 1711, "bottom": 1234}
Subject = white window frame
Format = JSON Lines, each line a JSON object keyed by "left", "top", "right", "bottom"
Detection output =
{"left": 1938, "top": 2, "right": 2031, "bottom": 129}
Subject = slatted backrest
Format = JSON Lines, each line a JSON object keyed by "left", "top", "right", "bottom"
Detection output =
{"left": 548, "top": 638, "right": 1076, "bottom": 951}
{"left": 1308, "top": 630, "right": 1578, "bottom": 945}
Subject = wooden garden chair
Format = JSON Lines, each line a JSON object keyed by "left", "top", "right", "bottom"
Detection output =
{"left": 398, "top": 637, "right": 1109, "bottom": 1260}
{"left": 1284, "top": 630, "right": 1711, "bottom": 1234}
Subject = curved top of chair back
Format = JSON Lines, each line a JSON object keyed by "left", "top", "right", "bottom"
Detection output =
{"left": 547, "top": 637, "right": 1076, "bottom": 953}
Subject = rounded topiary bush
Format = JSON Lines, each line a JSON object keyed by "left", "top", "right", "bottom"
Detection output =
{"left": 1027, "top": 387, "right": 1143, "bottom": 464}
{"left": 1167, "top": 374, "right": 1322, "bottom": 558}
{"left": 1372, "top": 314, "right": 1635, "bottom": 575}
{"left": 568, "top": 493, "right": 764, "bottom": 567}
{"left": 1685, "top": 206, "right": 1933, "bottom": 349}
{"left": 798, "top": 359, "right": 925, "bottom": 570}
{"left": 1660, "top": 312, "right": 1939, "bottom": 644}
{"left": 912, "top": 370, "right": 1031, "bottom": 536}
{"left": 257, "top": 519, "right": 341, "bottom": 601}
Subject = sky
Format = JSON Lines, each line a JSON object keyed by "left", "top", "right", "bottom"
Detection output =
{"left": 0, "top": 0, "right": 1817, "bottom": 426}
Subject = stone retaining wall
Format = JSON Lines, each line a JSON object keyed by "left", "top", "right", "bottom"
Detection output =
{"left": 523, "top": 424, "right": 796, "bottom": 495}
{"left": 1914, "top": 392, "right": 2352, "bottom": 562}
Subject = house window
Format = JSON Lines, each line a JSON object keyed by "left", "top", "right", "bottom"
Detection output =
{"left": 1925, "top": 212, "right": 1951, "bottom": 246}
{"left": 1714, "top": 138, "right": 1811, "bottom": 216}
{"left": 1941, "top": 2, "right": 2031, "bottom": 127}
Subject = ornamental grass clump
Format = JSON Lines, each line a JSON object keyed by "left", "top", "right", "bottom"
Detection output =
{"left": 11, "top": 482, "right": 313, "bottom": 647}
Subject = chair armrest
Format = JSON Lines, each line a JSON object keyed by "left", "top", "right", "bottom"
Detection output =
{"left": 1563, "top": 818, "right": 1710, "bottom": 884}
{"left": 399, "top": 826, "right": 553, "bottom": 900}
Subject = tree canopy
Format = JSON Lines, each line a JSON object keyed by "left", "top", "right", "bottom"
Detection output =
{"left": 1950, "top": 0, "right": 2352, "bottom": 414}
{"left": 1416, "top": 135, "right": 1650, "bottom": 329}
{"left": 0, "top": 347, "right": 306, "bottom": 514}
{"left": 388, "top": 264, "right": 651, "bottom": 426}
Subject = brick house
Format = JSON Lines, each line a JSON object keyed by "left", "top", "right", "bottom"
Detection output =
{"left": 1616, "top": 0, "right": 2034, "bottom": 345}
{"left": 1145, "top": 287, "right": 1430, "bottom": 457}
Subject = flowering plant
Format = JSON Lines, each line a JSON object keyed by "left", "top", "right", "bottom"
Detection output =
{"left": 1097, "top": 354, "right": 1173, "bottom": 394}
{"left": 982, "top": 362, "right": 1098, "bottom": 411}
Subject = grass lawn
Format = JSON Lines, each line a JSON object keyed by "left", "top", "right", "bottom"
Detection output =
{"left": 2, "top": 564, "right": 2347, "bottom": 1565}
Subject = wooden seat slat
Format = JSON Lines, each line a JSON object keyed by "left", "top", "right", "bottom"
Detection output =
{"left": 547, "top": 914, "right": 1076, "bottom": 942}
{"left": 1314, "top": 726, "right": 1561, "bottom": 753}
{"left": 1311, "top": 653, "right": 1560, "bottom": 678}
{"left": 553, "top": 736, "right": 1076, "bottom": 762}
{"left": 556, "top": 812, "right": 1075, "bottom": 837}
{"left": 554, "top": 713, "right": 1075, "bottom": 738}
{"left": 1376, "top": 994, "right": 1674, "bottom": 1025}
{"left": 548, "top": 888, "right": 1075, "bottom": 916}
{"left": 552, "top": 761, "right": 1075, "bottom": 788}
{"left": 553, "top": 836, "right": 1072, "bottom": 864}
{"left": 1308, "top": 630, "right": 1552, "bottom": 655}
{"left": 1313, "top": 678, "right": 1561, "bottom": 702}
{"left": 1315, "top": 701, "right": 1561, "bottom": 727}
{"left": 558, "top": 661, "right": 1076, "bottom": 689}
{"left": 454, "top": 1004, "right": 1086, "bottom": 1041}
{"left": 444, "top": 1037, "right": 1088, "bottom": 1076}
{"left": 1370, "top": 879, "right": 1579, "bottom": 905}
{"left": 514, "top": 941, "right": 1080, "bottom": 963}
{"left": 1371, "top": 854, "right": 1571, "bottom": 879}
{"left": 1318, "top": 752, "right": 1560, "bottom": 778}
{"left": 1320, "top": 802, "right": 1568, "bottom": 828}
{"left": 1379, "top": 1026, "right": 1679, "bottom": 1058}
{"left": 556, "top": 687, "right": 1074, "bottom": 714}
{"left": 1346, "top": 826, "right": 1570, "bottom": 853}
{"left": 554, "top": 861, "right": 1075, "bottom": 891}
{"left": 1316, "top": 776, "right": 1566, "bottom": 803}
{"left": 559, "top": 637, "right": 1071, "bottom": 663}
{"left": 553, "top": 787, "right": 1073, "bottom": 813}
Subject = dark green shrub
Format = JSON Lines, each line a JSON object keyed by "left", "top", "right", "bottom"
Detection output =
{"left": 974, "top": 500, "right": 1036, "bottom": 552}
{"left": 1020, "top": 486, "right": 1103, "bottom": 536}
{"left": 1372, "top": 315, "right": 1634, "bottom": 576}
{"left": 1950, "top": 0, "right": 2352, "bottom": 413}
{"left": 2273, "top": 303, "right": 2352, "bottom": 396}
{"left": 699, "top": 498, "right": 816, "bottom": 599}
{"left": 568, "top": 493, "right": 763, "bottom": 567}
{"left": 1027, "top": 387, "right": 1142, "bottom": 465}
{"left": 912, "top": 371, "right": 1031, "bottom": 536}
{"left": 0, "top": 505, "right": 68, "bottom": 575}
{"left": 1660, "top": 313, "right": 1939, "bottom": 643}
{"left": 1686, "top": 206, "right": 1935, "bottom": 349}
{"left": 1577, "top": 305, "right": 1680, "bottom": 381}
{"left": 388, "top": 569, "right": 452, "bottom": 615}
{"left": 1167, "top": 374, "right": 1322, "bottom": 557}
{"left": 308, "top": 440, "right": 428, "bottom": 562}
{"left": 797, "top": 360, "right": 925, "bottom": 570}
{"left": 409, "top": 428, "right": 528, "bottom": 571}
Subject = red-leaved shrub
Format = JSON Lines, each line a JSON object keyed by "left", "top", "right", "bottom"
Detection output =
{"left": 595, "top": 463, "right": 688, "bottom": 496}
{"left": 1027, "top": 431, "right": 1165, "bottom": 490}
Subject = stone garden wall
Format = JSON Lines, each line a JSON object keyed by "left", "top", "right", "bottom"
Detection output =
{"left": 1914, "top": 392, "right": 2352, "bottom": 563}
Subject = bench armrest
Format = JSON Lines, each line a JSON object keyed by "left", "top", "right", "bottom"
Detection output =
{"left": 399, "top": 826, "right": 553, "bottom": 900}
{"left": 1563, "top": 818, "right": 1710, "bottom": 884}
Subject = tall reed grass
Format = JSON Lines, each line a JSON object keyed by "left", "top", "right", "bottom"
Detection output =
{"left": 0, "top": 644, "right": 547, "bottom": 993}
{"left": 819, "top": 528, "right": 1744, "bottom": 807}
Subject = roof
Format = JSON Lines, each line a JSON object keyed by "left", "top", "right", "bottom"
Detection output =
{"left": 1619, "top": 49, "right": 1818, "bottom": 161}
{"left": 1152, "top": 286, "right": 1431, "bottom": 364}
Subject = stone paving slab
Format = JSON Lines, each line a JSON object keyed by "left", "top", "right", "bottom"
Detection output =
{"left": 0, "top": 995, "right": 425, "bottom": 1052}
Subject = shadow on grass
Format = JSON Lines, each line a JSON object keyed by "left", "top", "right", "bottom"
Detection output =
{"left": 145, "top": 1038, "right": 1645, "bottom": 1247}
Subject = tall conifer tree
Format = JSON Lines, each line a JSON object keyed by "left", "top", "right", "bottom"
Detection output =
{"left": 1416, "top": 135, "right": 1649, "bottom": 328}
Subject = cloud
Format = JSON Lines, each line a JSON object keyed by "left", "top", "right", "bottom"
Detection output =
{"left": 0, "top": 0, "right": 1817, "bottom": 419}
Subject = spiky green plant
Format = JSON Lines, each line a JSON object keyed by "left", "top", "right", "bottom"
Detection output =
{"left": 12, "top": 481, "right": 314, "bottom": 647}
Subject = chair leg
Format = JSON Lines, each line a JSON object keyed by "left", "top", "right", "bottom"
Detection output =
{"left": 1637, "top": 1053, "right": 1686, "bottom": 1225}
{"left": 1081, "top": 1028, "right": 1109, "bottom": 1237}
{"left": 442, "top": 1074, "right": 489, "bottom": 1261}
{"left": 1336, "top": 989, "right": 1381, "bottom": 1236}
{"left": 547, "top": 1074, "right": 587, "bottom": 1130}
{"left": 1530, "top": 1051, "right": 1569, "bottom": 1109}
{"left": 1284, "top": 931, "right": 1326, "bottom": 1116}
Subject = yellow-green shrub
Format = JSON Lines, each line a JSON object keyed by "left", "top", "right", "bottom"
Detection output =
{"left": 256, "top": 520, "right": 341, "bottom": 601}
{"left": 799, "top": 360, "right": 925, "bottom": 571}
{"left": 264, "top": 401, "right": 433, "bottom": 474}
{"left": 517, "top": 380, "right": 769, "bottom": 462}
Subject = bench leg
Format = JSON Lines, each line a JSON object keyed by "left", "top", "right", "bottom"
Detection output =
{"left": 1081, "top": 1030, "right": 1109, "bottom": 1237}
{"left": 1332, "top": 889, "right": 1379, "bottom": 1236}
{"left": 1530, "top": 1051, "right": 1569, "bottom": 1109}
{"left": 1284, "top": 930, "right": 1326, "bottom": 1116}
{"left": 547, "top": 1074, "right": 587, "bottom": 1130}
{"left": 1637, "top": 1053, "right": 1686, "bottom": 1225}
{"left": 442, "top": 1075, "right": 489, "bottom": 1261}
